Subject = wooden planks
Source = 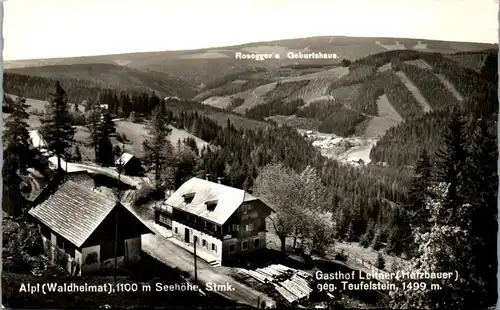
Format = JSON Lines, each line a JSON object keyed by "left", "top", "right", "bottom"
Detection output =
{"left": 240, "top": 264, "right": 314, "bottom": 304}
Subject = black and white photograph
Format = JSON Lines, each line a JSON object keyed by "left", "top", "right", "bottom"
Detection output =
{"left": 1, "top": 0, "right": 498, "bottom": 308}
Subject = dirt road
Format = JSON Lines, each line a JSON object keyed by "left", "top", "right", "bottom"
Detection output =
{"left": 142, "top": 233, "right": 275, "bottom": 308}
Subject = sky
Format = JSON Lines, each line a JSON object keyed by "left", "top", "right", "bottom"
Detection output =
{"left": 3, "top": 0, "right": 499, "bottom": 61}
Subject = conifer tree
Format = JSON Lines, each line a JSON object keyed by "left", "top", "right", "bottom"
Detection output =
{"left": 3, "top": 97, "right": 34, "bottom": 174}
{"left": 375, "top": 252, "right": 385, "bottom": 270}
{"left": 40, "top": 81, "right": 76, "bottom": 172}
{"left": 143, "top": 103, "right": 173, "bottom": 189}
{"left": 407, "top": 148, "right": 433, "bottom": 228}
{"left": 433, "top": 113, "right": 468, "bottom": 211}
{"left": 371, "top": 227, "right": 382, "bottom": 250}
{"left": 96, "top": 110, "right": 116, "bottom": 166}
{"left": 463, "top": 119, "right": 498, "bottom": 305}
{"left": 2, "top": 97, "right": 34, "bottom": 216}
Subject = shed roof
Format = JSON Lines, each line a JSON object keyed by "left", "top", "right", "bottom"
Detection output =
{"left": 116, "top": 153, "right": 135, "bottom": 166}
{"left": 163, "top": 177, "right": 258, "bottom": 225}
{"left": 29, "top": 181, "right": 119, "bottom": 247}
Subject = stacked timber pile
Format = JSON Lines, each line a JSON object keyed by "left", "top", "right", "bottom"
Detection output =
{"left": 239, "top": 264, "right": 314, "bottom": 304}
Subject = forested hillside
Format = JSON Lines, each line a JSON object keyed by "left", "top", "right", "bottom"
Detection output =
{"left": 6, "top": 63, "right": 197, "bottom": 99}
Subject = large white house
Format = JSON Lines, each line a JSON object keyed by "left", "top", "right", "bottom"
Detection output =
{"left": 154, "top": 177, "right": 274, "bottom": 266}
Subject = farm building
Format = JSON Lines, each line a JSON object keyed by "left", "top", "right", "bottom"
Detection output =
{"left": 28, "top": 181, "right": 154, "bottom": 275}
{"left": 28, "top": 130, "right": 50, "bottom": 156}
{"left": 115, "top": 153, "right": 143, "bottom": 176}
{"left": 154, "top": 177, "right": 274, "bottom": 266}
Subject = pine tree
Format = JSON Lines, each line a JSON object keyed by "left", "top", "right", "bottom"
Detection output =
{"left": 407, "top": 148, "right": 433, "bottom": 228}
{"left": 73, "top": 145, "right": 82, "bottom": 162}
{"left": 463, "top": 119, "right": 498, "bottom": 305}
{"left": 2, "top": 97, "right": 33, "bottom": 216}
{"left": 96, "top": 110, "right": 116, "bottom": 166}
{"left": 345, "top": 221, "right": 355, "bottom": 242}
{"left": 371, "top": 227, "right": 382, "bottom": 250}
{"left": 433, "top": 114, "right": 468, "bottom": 213}
{"left": 3, "top": 97, "right": 34, "bottom": 175}
{"left": 143, "top": 103, "right": 173, "bottom": 190}
{"left": 40, "top": 81, "right": 76, "bottom": 172}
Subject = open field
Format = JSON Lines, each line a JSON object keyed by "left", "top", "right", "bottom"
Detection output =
{"left": 4, "top": 95, "right": 86, "bottom": 129}
{"left": 73, "top": 120, "right": 210, "bottom": 158}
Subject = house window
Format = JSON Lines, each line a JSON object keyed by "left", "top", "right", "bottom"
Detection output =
{"left": 203, "top": 239, "right": 207, "bottom": 248}
{"left": 245, "top": 223, "right": 254, "bottom": 231}
{"left": 159, "top": 214, "right": 172, "bottom": 227}
{"left": 229, "top": 244, "right": 235, "bottom": 253}
{"left": 212, "top": 243, "right": 217, "bottom": 253}
{"left": 242, "top": 205, "right": 248, "bottom": 214}
{"left": 174, "top": 227, "right": 178, "bottom": 234}
{"left": 242, "top": 241, "right": 248, "bottom": 251}
{"left": 254, "top": 238, "right": 260, "bottom": 248}
{"left": 230, "top": 224, "right": 239, "bottom": 232}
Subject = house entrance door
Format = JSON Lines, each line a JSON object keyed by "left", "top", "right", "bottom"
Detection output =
{"left": 184, "top": 228, "right": 190, "bottom": 243}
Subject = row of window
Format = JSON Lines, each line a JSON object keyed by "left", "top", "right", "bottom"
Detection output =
{"left": 229, "top": 238, "right": 260, "bottom": 253}
{"left": 241, "top": 205, "right": 253, "bottom": 214}
{"left": 229, "top": 220, "right": 260, "bottom": 233}
{"left": 174, "top": 227, "right": 218, "bottom": 253}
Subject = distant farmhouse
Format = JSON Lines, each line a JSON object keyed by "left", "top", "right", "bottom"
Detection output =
{"left": 28, "top": 181, "right": 153, "bottom": 275}
{"left": 154, "top": 177, "right": 274, "bottom": 266}
{"left": 115, "top": 153, "right": 143, "bottom": 176}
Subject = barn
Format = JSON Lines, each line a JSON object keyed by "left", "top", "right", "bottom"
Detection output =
{"left": 115, "top": 153, "right": 143, "bottom": 176}
{"left": 28, "top": 181, "right": 154, "bottom": 275}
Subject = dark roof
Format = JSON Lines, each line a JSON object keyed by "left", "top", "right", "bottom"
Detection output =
{"left": 29, "top": 181, "right": 119, "bottom": 247}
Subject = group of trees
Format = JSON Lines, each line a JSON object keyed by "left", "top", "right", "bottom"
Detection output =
{"left": 296, "top": 99, "right": 367, "bottom": 136}
{"left": 253, "top": 163, "right": 335, "bottom": 255}
{"left": 389, "top": 114, "right": 498, "bottom": 308}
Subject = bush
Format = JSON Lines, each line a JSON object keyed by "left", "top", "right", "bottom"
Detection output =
{"left": 85, "top": 252, "right": 98, "bottom": 264}
{"left": 334, "top": 250, "right": 348, "bottom": 262}
{"left": 132, "top": 185, "right": 164, "bottom": 206}
{"left": 375, "top": 252, "right": 385, "bottom": 270}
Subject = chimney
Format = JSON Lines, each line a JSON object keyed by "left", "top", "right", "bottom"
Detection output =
{"left": 217, "top": 177, "right": 223, "bottom": 184}
{"left": 205, "top": 174, "right": 211, "bottom": 181}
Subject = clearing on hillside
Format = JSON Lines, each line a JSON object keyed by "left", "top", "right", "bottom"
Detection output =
{"left": 395, "top": 71, "right": 433, "bottom": 113}
{"left": 287, "top": 76, "right": 339, "bottom": 104}
{"left": 404, "top": 59, "right": 433, "bottom": 70}
{"left": 74, "top": 121, "right": 210, "bottom": 159}
{"left": 283, "top": 66, "right": 349, "bottom": 82}
{"left": 434, "top": 73, "right": 464, "bottom": 102}
{"left": 202, "top": 96, "right": 233, "bottom": 109}
{"left": 232, "top": 82, "right": 277, "bottom": 114}
{"left": 377, "top": 63, "right": 392, "bottom": 72}
{"left": 375, "top": 40, "right": 405, "bottom": 50}
{"left": 114, "top": 121, "right": 210, "bottom": 156}
{"left": 375, "top": 94, "right": 403, "bottom": 122}
{"left": 363, "top": 94, "right": 403, "bottom": 139}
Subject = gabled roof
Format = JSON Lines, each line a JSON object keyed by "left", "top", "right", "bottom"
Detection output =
{"left": 163, "top": 177, "right": 259, "bottom": 225}
{"left": 29, "top": 181, "right": 119, "bottom": 247}
{"left": 116, "top": 153, "right": 135, "bottom": 166}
